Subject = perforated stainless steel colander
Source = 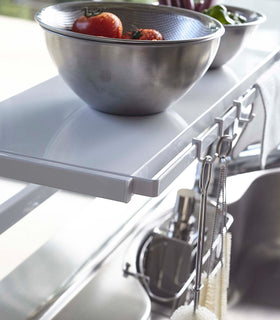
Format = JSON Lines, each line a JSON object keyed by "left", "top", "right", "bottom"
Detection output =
{"left": 35, "top": 2, "right": 224, "bottom": 115}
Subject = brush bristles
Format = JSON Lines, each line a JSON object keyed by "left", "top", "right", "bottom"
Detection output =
{"left": 170, "top": 232, "right": 232, "bottom": 320}
{"left": 199, "top": 232, "right": 232, "bottom": 320}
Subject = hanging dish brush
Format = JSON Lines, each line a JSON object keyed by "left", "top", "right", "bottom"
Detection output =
{"left": 199, "top": 135, "right": 233, "bottom": 320}
{"left": 171, "top": 135, "right": 234, "bottom": 320}
{"left": 171, "top": 155, "right": 218, "bottom": 320}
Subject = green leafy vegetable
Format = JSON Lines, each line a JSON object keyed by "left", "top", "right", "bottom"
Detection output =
{"left": 203, "top": 5, "right": 248, "bottom": 25}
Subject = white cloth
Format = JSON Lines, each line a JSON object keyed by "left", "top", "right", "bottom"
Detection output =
{"left": 232, "top": 60, "right": 280, "bottom": 169}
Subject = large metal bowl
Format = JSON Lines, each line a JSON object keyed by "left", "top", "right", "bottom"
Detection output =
{"left": 211, "top": 5, "right": 266, "bottom": 68}
{"left": 35, "top": 1, "right": 224, "bottom": 115}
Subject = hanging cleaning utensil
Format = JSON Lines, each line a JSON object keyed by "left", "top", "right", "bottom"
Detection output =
{"left": 193, "top": 155, "right": 213, "bottom": 313}
{"left": 171, "top": 134, "right": 235, "bottom": 320}
{"left": 200, "top": 135, "right": 234, "bottom": 320}
{"left": 215, "top": 136, "right": 233, "bottom": 320}
{"left": 171, "top": 155, "right": 218, "bottom": 320}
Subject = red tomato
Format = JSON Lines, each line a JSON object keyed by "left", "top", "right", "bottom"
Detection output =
{"left": 72, "top": 10, "right": 123, "bottom": 39}
{"left": 122, "top": 29, "right": 164, "bottom": 41}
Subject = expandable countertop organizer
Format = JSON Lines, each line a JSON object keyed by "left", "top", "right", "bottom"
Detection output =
{"left": 0, "top": 46, "right": 279, "bottom": 236}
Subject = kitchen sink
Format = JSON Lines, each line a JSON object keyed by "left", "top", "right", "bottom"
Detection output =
{"left": 226, "top": 168, "right": 280, "bottom": 319}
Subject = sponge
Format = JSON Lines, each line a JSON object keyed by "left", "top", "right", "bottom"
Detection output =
{"left": 170, "top": 303, "right": 218, "bottom": 320}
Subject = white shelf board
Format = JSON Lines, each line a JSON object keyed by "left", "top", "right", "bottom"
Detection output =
{"left": 0, "top": 47, "right": 277, "bottom": 203}
{"left": 1, "top": 4, "right": 280, "bottom": 202}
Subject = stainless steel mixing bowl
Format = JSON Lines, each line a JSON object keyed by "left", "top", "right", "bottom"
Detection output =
{"left": 210, "top": 5, "right": 266, "bottom": 69}
{"left": 35, "top": 2, "right": 224, "bottom": 115}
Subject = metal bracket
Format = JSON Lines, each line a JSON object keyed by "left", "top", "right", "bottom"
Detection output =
{"left": 215, "top": 106, "right": 238, "bottom": 137}
{"left": 123, "top": 262, "right": 150, "bottom": 282}
{"left": 192, "top": 124, "right": 219, "bottom": 163}
{"left": 233, "top": 87, "right": 257, "bottom": 123}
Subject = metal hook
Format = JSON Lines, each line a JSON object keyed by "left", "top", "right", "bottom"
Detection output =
{"left": 193, "top": 136, "right": 218, "bottom": 164}
{"left": 215, "top": 134, "right": 237, "bottom": 158}
{"left": 233, "top": 87, "right": 257, "bottom": 123}
{"left": 199, "top": 155, "right": 213, "bottom": 194}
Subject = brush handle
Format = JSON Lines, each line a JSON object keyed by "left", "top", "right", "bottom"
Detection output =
{"left": 193, "top": 192, "right": 207, "bottom": 310}
{"left": 193, "top": 156, "right": 213, "bottom": 312}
